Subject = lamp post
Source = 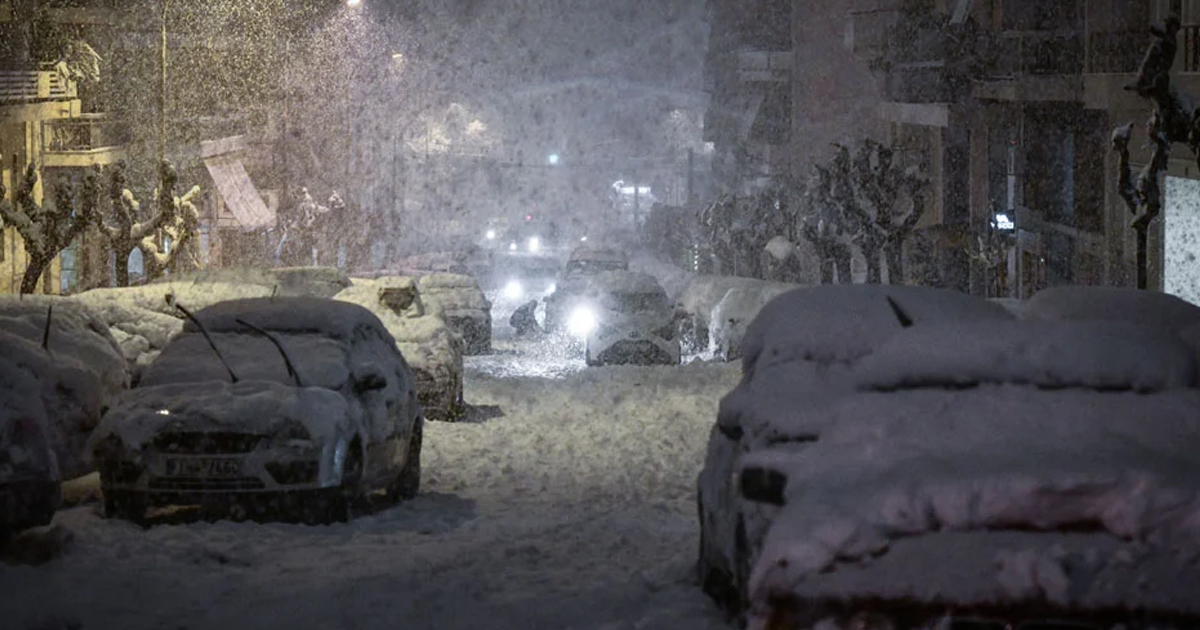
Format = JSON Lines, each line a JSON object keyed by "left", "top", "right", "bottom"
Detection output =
{"left": 159, "top": 0, "right": 170, "bottom": 164}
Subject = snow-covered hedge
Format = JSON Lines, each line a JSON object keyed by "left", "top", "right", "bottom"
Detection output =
{"left": 709, "top": 282, "right": 796, "bottom": 360}
{"left": 147, "top": 266, "right": 351, "bottom": 299}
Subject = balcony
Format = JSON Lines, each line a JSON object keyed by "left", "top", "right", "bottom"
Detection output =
{"left": 0, "top": 64, "right": 77, "bottom": 103}
{"left": 41, "top": 114, "right": 129, "bottom": 168}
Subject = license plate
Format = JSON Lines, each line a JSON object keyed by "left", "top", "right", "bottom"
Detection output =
{"left": 164, "top": 457, "right": 243, "bottom": 477}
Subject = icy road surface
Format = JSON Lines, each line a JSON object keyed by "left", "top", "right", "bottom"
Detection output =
{"left": 3, "top": 351, "right": 740, "bottom": 630}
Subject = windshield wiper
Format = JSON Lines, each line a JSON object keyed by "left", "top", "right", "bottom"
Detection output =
{"left": 41, "top": 304, "right": 52, "bottom": 351}
{"left": 169, "top": 298, "right": 240, "bottom": 383}
{"left": 235, "top": 317, "right": 304, "bottom": 387}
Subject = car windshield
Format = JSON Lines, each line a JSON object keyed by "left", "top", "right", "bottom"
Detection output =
{"left": 140, "top": 332, "right": 350, "bottom": 390}
{"left": 602, "top": 291, "right": 668, "bottom": 314}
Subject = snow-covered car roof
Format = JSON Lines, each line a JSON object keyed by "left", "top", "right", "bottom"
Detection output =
{"left": 745, "top": 385, "right": 1200, "bottom": 613}
{"left": 567, "top": 245, "right": 628, "bottom": 264}
{"left": 740, "top": 285, "right": 1014, "bottom": 372}
{"left": 1023, "top": 285, "right": 1200, "bottom": 332}
{"left": 184, "top": 297, "right": 393, "bottom": 343}
{"left": 587, "top": 270, "right": 667, "bottom": 297}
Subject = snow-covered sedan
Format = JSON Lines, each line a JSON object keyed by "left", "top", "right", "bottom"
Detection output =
{"left": 697, "top": 285, "right": 1014, "bottom": 619}
{"left": 569, "top": 270, "right": 681, "bottom": 366}
{"left": 90, "top": 297, "right": 423, "bottom": 524}
{"left": 736, "top": 317, "right": 1200, "bottom": 629}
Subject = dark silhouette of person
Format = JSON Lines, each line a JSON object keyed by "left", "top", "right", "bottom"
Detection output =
{"left": 509, "top": 299, "right": 542, "bottom": 336}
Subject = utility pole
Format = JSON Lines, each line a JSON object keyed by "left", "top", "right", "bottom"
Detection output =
{"left": 159, "top": 0, "right": 170, "bottom": 164}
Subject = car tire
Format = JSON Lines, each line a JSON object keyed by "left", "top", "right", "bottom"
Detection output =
{"left": 103, "top": 490, "right": 147, "bottom": 525}
{"left": 585, "top": 345, "right": 601, "bottom": 367}
{"left": 389, "top": 422, "right": 422, "bottom": 501}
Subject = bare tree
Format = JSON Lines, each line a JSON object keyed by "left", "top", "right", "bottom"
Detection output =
{"left": 137, "top": 161, "right": 201, "bottom": 280}
{"left": 1114, "top": 14, "right": 1191, "bottom": 290}
{"left": 100, "top": 161, "right": 167, "bottom": 287}
{"left": 799, "top": 168, "right": 854, "bottom": 284}
{"left": 825, "top": 140, "right": 929, "bottom": 284}
{"left": 0, "top": 162, "right": 99, "bottom": 294}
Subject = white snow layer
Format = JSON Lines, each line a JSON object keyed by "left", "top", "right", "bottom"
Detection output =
{"left": 3, "top": 361, "right": 742, "bottom": 630}
{"left": 746, "top": 385, "right": 1200, "bottom": 616}
{"left": 1022, "top": 284, "right": 1200, "bottom": 332}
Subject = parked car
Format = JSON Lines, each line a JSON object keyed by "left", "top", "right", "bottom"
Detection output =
{"left": 417, "top": 273, "right": 493, "bottom": 355}
{"left": 735, "top": 316, "right": 1200, "bottom": 629}
{"left": 697, "top": 285, "right": 1015, "bottom": 619}
{"left": 335, "top": 277, "right": 465, "bottom": 421}
{"left": 89, "top": 297, "right": 424, "bottom": 524}
{"left": 544, "top": 245, "right": 630, "bottom": 332}
{"left": 566, "top": 270, "right": 682, "bottom": 366}
{"left": 0, "top": 332, "right": 63, "bottom": 538}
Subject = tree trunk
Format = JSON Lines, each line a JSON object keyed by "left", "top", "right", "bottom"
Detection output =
{"left": 114, "top": 242, "right": 133, "bottom": 287}
{"left": 21, "top": 253, "right": 50, "bottom": 295}
{"left": 864, "top": 244, "right": 882, "bottom": 284}
{"left": 833, "top": 244, "right": 853, "bottom": 284}
{"left": 885, "top": 244, "right": 904, "bottom": 285}
{"left": 1136, "top": 224, "right": 1149, "bottom": 290}
{"left": 818, "top": 244, "right": 835, "bottom": 285}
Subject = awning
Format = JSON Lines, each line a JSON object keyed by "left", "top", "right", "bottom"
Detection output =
{"left": 202, "top": 155, "right": 274, "bottom": 230}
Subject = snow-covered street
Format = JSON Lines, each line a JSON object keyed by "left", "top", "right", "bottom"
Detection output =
{"left": 3, "top": 333, "right": 741, "bottom": 630}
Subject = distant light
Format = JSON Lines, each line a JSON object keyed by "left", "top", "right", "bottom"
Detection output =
{"left": 580, "top": 236, "right": 588, "bottom": 242}
{"left": 525, "top": 214, "right": 533, "bottom": 222}
{"left": 502, "top": 279, "right": 523, "bottom": 300}
{"left": 509, "top": 242, "right": 517, "bottom": 251}
{"left": 994, "top": 213, "right": 1015, "bottom": 231}
{"left": 548, "top": 153, "right": 560, "bottom": 165}
{"left": 346, "top": 0, "right": 362, "bottom": 6}
{"left": 486, "top": 229, "right": 496, "bottom": 240}
{"left": 528, "top": 236, "right": 541, "bottom": 253}
{"left": 156, "top": 409, "right": 171, "bottom": 416}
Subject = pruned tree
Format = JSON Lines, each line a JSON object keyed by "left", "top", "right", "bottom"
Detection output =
{"left": 136, "top": 161, "right": 201, "bottom": 281}
{"left": 826, "top": 140, "right": 929, "bottom": 284}
{"left": 1114, "top": 13, "right": 1198, "bottom": 289}
{"left": 799, "top": 167, "right": 854, "bottom": 284}
{"left": 0, "top": 162, "right": 99, "bottom": 294}
{"left": 970, "top": 223, "right": 1011, "bottom": 298}
{"left": 100, "top": 161, "right": 167, "bottom": 287}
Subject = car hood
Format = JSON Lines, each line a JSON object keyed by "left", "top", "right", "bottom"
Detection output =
{"left": 91, "top": 379, "right": 352, "bottom": 450}
{"left": 598, "top": 307, "right": 672, "bottom": 332}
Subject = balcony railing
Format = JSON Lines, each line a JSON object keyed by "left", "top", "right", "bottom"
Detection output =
{"left": 983, "top": 30, "right": 1083, "bottom": 78}
{"left": 1185, "top": 24, "right": 1200, "bottom": 73}
{"left": 0, "top": 64, "right": 77, "bottom": 103}
{"left": 41, "top": 114, "right": 129, "bottom": 168}
{"left": 1086, "top": 30, "right": 1145, "bottom": 74}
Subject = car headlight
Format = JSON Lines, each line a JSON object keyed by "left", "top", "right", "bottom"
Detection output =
{"left": 528, "top": 236, "right": 541, "bottom": 252}
{"left": 502, "top": 279, "right": 524, "bottom": 300}
{"left": 566, "top": 306, "right": 598, "bottom": 339}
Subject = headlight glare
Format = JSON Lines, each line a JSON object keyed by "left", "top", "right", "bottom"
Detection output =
{"left": 567, "top": 306, "right": 599, "bottom": 339}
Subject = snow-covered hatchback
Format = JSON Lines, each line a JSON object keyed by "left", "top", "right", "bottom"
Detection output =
{"left": 90, "top": 297, "right": 424, "bottom": 524}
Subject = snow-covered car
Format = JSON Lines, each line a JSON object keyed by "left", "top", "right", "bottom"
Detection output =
{"left": 709, "top": 281, "right": 796, "bottom": 361}
{"left": 417, "top": 273, "right": 492, "bottom": 355}
{"left": 0, "top": 296, "right": 127, "bottom": 479}
{"left": 335, "top": 277, "right": 465, "bottom": 421}
{"left": 487, "top": 254, "right": 561, "bottom": 310}
{"left": 697, "top": 285, "right": 1014, "bottom": 618}
{"left": 567, "top": 271, "right": 682, "bottom": 366}
{"left": 544, "top": 245, "right": 630, "bottom": 332}
{"left": 89, "top": 297, "right": 424, "bottom": 524}
{"left": 736, "top": 317, "right": 1200, "bottom": 629}
{"left": 0, "top": 332, "right": 63, "bottom": 537}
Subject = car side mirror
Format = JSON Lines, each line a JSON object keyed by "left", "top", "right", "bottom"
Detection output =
{"left": 353, "top": 364, "right": 388, "bottom": 392}
{"left": 740, "top": 466, "right": 787, "bottom": 506}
